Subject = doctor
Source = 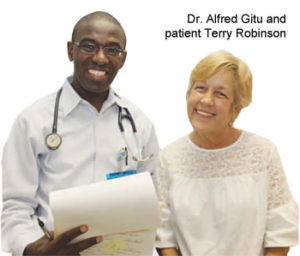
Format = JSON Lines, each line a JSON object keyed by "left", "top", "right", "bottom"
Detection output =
{"left": 2, "top": 11, "right": 159, "bottom": 255}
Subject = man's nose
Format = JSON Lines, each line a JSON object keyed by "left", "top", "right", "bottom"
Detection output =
{"left": 92, "top": 49, "right": 109, "bottom": 65}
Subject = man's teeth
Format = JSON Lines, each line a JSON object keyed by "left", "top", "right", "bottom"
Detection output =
{"left": 89, "top": 70, "right": 106, "bottom": 76}
{"left": 196, "top": 110, "right": 215, "bottom": 116}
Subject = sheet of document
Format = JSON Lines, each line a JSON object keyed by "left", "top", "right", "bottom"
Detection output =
{"left": 50, "top": 172, "right": 161, "bottom": 255}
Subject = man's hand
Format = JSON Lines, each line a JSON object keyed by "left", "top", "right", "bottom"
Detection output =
{"left": 23, "top": 225, "right": 102, "bottom": 255}
{"left": 157, "top": 247, "right": 180, "bottom": 256}
{"left": 265, "top": 247, "right": 289, "bottom": 256}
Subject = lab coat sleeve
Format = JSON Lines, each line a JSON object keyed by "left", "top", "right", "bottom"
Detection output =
{"left": 2, "top": 116, "right": 43, "bottom": 255}
{"left": 154, "top": 152, "right": 178, "bottom": 248}
{"left": 264, "top": 146, "right": 298, "bottom": 248}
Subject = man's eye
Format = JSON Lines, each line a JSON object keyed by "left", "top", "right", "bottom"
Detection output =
{"left": 81, "top": 44, "right": 96, "bottom": 51}
{"left": 105, "top": 48, "right": 120, "bottom": 54}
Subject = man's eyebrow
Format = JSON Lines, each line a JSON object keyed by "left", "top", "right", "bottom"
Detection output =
{"left": 79, "top": 38, "right": 96, "bottom": 43}
{"left": 79, "top": 39, "right": 122, "bottom": 48}
{"left": 105, "top": 41, "right": 122, "bottom": 48}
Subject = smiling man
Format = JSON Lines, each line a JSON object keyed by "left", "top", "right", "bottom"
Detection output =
{"left": 69, "top": 13, "right": 127, "bottom": 111}
{"left": 1, "top": 12, "right": 159, "bottom": 255}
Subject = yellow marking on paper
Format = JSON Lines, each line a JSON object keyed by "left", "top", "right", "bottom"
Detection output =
{"left": 102, "top": 237, "right": 128, "bottom": 255}
{"left": 159, "top": 201, "right": 163, "bottom": 210}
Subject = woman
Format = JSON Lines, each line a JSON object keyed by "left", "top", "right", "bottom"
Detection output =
{"left": 155, "top": 51, "right": 298, "bottom": 256}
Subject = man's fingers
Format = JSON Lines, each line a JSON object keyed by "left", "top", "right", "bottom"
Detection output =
{"left": 70, "top": 236, "right": 102, "bottom": 252}
{"left": 54, "top": 225, "right": 88, "bottom": 247}
{"left": 51, "top": 225, "right": 102, "bottom": 254}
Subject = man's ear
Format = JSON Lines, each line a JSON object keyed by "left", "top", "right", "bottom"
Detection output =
{"left": 67, "top": 41, "right": 74, "bottom": 61}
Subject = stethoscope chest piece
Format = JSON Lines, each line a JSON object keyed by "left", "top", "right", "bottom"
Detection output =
{"left": 46, "top": 87, "right": 63, "bottom": 150}
{"left": 45, "top": 133, "right": 62, "bottom": 150}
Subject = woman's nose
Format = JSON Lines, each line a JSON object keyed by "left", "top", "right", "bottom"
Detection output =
{"left": 200, "top": 91, "right": 214, "bottom": 106}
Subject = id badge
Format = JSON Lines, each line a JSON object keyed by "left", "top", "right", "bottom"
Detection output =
{"left": 106, "top": 170, "right": 137, "bottom": 180}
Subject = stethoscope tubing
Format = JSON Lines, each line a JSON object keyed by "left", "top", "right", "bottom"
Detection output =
{"left": 52, "top": 88, "right": 63, "bottom": 134}
{"left": 46, "top": 88, "right": 152, "bottom": 162}
{"left": 118, "top": 106, "right": 137, "bottom": 133}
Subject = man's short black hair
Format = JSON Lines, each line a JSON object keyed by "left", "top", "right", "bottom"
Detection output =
{"left": 71, "top": 11, "right": 126, "bottom": 47}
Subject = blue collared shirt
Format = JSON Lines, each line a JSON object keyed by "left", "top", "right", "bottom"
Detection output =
{"left": 1, "top": 77, "right": 159, "bottom": 255}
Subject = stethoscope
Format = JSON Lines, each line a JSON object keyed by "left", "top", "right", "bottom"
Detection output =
{"left": 45, "top": 88, "right": 63, "bottom": 150}
{"left": 45, "top": 88, "right": 153, "bottom": 163}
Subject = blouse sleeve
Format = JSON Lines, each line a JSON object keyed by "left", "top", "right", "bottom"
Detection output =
{"left": 264, "top": 145, "right": 298, "bottom": 247}
{"left": 154, "top": 152, "right": 178, "bottom": 248}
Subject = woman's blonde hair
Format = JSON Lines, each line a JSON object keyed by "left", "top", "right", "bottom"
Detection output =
{"left": 187, "top": 50, "right": 252, "bottom": 109}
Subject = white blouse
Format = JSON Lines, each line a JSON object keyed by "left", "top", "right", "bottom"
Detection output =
{"left": 155, "top": 131, "right": 298, "bottom": 256}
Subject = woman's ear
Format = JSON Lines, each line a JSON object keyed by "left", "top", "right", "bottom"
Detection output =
{"left": 233, "top": 105, "right": 242, "bottom": 121}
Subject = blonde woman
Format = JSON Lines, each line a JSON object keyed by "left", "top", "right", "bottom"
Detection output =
{"left": 155, "top": 51, "right": 298, "bottom": 256}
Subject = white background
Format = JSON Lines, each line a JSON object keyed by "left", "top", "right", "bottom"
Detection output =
{"left": 0, "top": 0, "right": 299, "bottom": 255}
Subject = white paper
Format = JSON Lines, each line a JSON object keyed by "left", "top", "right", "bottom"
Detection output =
{"left": 50, "top": 172, "right": 161, "bottom": 255}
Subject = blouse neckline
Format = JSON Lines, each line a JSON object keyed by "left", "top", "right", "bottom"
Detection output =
{"left": 186, "top": 130, "right": 245, "bottom": 153}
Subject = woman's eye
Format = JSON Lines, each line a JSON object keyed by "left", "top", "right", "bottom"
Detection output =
{"left": 216, "top": 91, "right": 227, "bottom": 98}
{"left": 195, "top": 86, "right": 206, "bottom": 91}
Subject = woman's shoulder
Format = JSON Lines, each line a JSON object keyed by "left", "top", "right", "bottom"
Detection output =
{"left": 241, "top": 130, "right": 276, "bottom": 151}
{"left": 160, "top": 136, "right": 190, "bottom": 157}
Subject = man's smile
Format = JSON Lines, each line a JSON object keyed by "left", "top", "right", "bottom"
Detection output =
{"left": 88, "top": 69, "right": 107, "bottom": 76}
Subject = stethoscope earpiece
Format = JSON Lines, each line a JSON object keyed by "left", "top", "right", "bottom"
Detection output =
{"left": 118, "top": 106, "right": 152, "bottom": 163}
